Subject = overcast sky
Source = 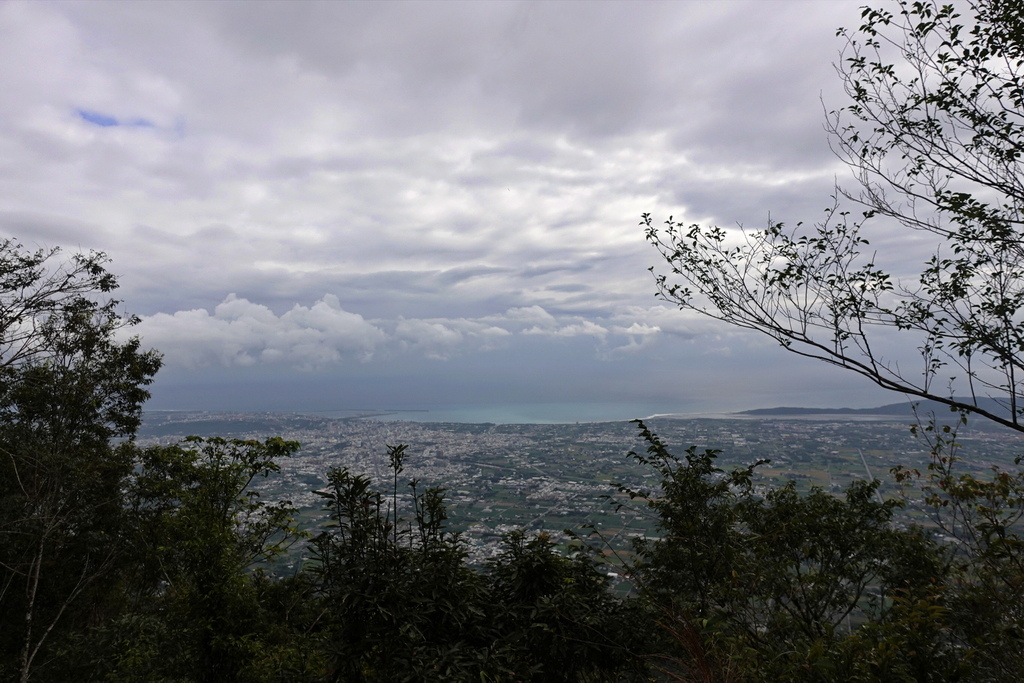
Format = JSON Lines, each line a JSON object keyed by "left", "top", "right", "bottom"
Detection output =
{"left": 0, "top": 0, "right": 920, "bottom": 419}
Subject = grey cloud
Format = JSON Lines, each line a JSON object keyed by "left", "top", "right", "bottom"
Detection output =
{"left": 496, "top": 305, "right": 558, "bottom": 327}
{"left": 194, "top": 1, "right": 660, "bottom": 138}
{"left": 0, "top": 0, "right": 913, "bottom": 414}
{"left": 434, "top": 265, "right": 511, "bottom": 287}
{"left": 55, "top": 0, "right": 854, "bottom": 148}
{"left": 660, "top": 173, "right": 844, "bottom": 231}
{"left": 518, "top": 261, "right": 594, "bottom": 278}
{"left": 545, "top": 283, "right": 590, "bottom": 294}
{"left": 523, "top": 320, "right": 608, "bottom": 339}
{"left": 0, "top": 211, "right": 105, "bottom": 247}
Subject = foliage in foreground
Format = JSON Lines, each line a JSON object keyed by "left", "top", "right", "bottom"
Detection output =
{"left": 309, "top": 447, "right": 639, "bottom": 682}
{"left": 621, "top": 421, "right": 960, "bottom": 682}
{"left": 10, "top": 420, "right": 1024, "bottom": 682}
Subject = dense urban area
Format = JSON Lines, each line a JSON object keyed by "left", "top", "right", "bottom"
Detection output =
{"left": 139, "top": 409, "right": 1024, "bottom": 566}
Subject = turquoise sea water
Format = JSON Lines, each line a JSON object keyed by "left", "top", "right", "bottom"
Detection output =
{"left": 315, "top": 401, "right": 695, "bottom": 425}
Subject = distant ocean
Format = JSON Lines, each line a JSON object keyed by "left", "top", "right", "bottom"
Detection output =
{"left": 315, "top": 401, "right": 700, "bottom": 425}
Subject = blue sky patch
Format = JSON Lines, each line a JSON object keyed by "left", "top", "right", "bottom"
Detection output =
{"left": 77, "top": 109, "right": 119, "bottom": 126}
{"left": 76, "top": 109, "right": 155, "bottom": 128}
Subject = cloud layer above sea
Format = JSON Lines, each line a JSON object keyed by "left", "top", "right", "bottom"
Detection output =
{"left": 0, "top": 0, "right": 908, "bottom": 414}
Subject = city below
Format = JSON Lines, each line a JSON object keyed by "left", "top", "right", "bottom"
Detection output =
{"left": 137, "top": 404, "right": 1024, "bottom": 570}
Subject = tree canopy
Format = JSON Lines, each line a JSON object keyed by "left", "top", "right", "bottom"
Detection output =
{"left": 0, "top": 243, "right": 161, "bottom": 682}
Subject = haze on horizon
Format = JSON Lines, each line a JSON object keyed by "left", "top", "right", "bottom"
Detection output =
{"left": 0, "top": 0, "right": 917, "bottom": 418}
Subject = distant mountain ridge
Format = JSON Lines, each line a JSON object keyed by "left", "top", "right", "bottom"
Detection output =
{"left": 740, "top": 397, "right": 1010, "bottom": 419}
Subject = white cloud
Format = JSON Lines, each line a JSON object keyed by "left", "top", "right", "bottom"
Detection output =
{"left": 613, "top": 305, "right": 732, "bottom": 339}
{"left": 500, "top": 305, "right": 558, "bottom": 325}
{"left": 613, "top": 322, "right": 660, "bottom": 336}
{"left": 523, "top": 320, "right": 609, "bottom": 339}
{"left": 134, "top": 289, "right": 806, "bottom": 373}
{"left": 137, "top": 294, "right": 386, "bottom": 370}
{"left": 393, "top": 317, "right": 512, "bottom": 360}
